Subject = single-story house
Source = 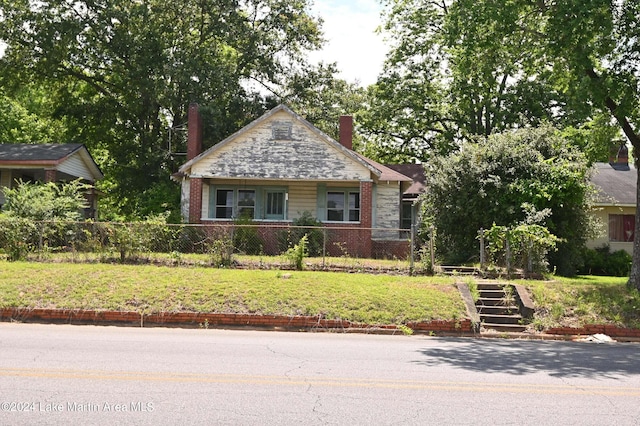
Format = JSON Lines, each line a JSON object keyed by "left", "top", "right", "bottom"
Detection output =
{"left": 0, "top": 143, "right": 103, "bottom": 218}
{"left": 588, "top": 148, "right": 636, "bottom": 255}
{"left": 174, "top": 104, "right": 417, "bottom": 258}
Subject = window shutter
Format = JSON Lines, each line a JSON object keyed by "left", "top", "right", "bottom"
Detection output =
{"left": 316, "top": 183, "right": 326, "bottom": 221}
{"left": 208, "top": 185, "right": 216, "bottom": 219}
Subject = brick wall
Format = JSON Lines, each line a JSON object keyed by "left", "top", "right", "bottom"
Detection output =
{"left": 372, "top": 240, "right": 411, "bottom": 260}
{"left": 546, "top": 324, "right": 640, "bottom": 338}
{"left": 189, "top": 178, "right": 203, "bottom": 224}
{"left": 0, "top": 308, "right": 474, "bottom": 335}
{"left": 44, "top": 169, "right": 57, "bottom": 183}
{"left": 199, "top": 220, "right": 381, "bottom": 258}
{"left": 325, "top": 223, "right": 369, "bottom": 257}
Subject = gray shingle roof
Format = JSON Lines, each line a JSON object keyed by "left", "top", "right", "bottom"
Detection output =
{"left": 385, "top": 164, "right": 426, "bottom": 197}
{"left": 0, "top": 143, "right": 84, "bottom": 162}
{"left": 591, "top": 162, "right": 637, "bottom": 205}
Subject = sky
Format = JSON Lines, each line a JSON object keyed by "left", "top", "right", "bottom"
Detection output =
{"left": 307, "top": 0, "right": 388, "bottom": 87}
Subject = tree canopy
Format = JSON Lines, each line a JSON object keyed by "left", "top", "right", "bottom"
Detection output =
{"left": 372, "top": 0, "right": 640, "bottom": 285}
{"left": 421, "top": 125, "right": 594, "bottom": 276}
{"left": 0, "top": 0, "right": 325, "bottom": 220}
{"left": 365, "top": 0, "right": 638, "bottom": 163}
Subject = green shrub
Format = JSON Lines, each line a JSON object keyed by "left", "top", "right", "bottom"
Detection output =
{"left": 285, "top": 235, "right": 308, "bottom": 270}
{"left": 481, "top": 223, "right": 560, "bottom": 274}
{"left": 233, "top": 215, "right": 263, "bottom": 255}
{"left": 0, "top": 217, "right": 38, "bottom": 260}
{"left": 208, "top": 236, "right": 234, "bottom": 267}
{"left": 579, "top": 245, "right": 631, "bottom": 277}
{"left": 278, "top": 211, "right": 324, "bottom": 256}
{"left": 99, "top": 214, "right": 173, "bottom": 262}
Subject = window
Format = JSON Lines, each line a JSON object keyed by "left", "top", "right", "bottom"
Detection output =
{"left": 400, "top": 201, "right": 413, "bottom": 230}
{"left": 265, "top": 191, "right": 285, "bottom": 220}
{"left": 210, "top": 186, "right": 286, "bottom": 220}
{"left": 326, "top": 190, "right": 360, "bottom": 222}
{"left": 237, "top": 189, "right": 256, "bottom": 219}
{"left": 609, "top": 214, "right": 635, "bottom": 242}
{"left": 212, "top": 188, "right": 255, "bottom": 219}
{"left": 327, "top": 192, "right": 345, "bottom": 221}
{"left": 215, "top": 189, "right": 234, "bottom": 219}
{"left": 348, "top": 192, "right": 360, "bottom": 221}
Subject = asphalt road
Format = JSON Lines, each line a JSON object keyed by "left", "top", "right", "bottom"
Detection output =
{"left": 1, "top": 323, "right": 639, "bottom": 425}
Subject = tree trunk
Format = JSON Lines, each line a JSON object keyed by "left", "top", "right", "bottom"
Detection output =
{"left": 629, "top": 165, "right": 640, "bottom": 290}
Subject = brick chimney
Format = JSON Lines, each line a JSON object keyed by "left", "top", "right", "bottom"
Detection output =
{"left": 609, "top": 142, "right": 630, "bottom": 171}
{"left": 187, "top": 103, "right": 203, "bottom": 160}
{"left": 339, "top": 115, "right": 353, "bottom": 150}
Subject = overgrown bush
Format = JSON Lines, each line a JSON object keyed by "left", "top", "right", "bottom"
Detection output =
{"left": 278, "top": 211, "right": 324, "bottom": 256}
{"left": 482, "top": 223, "right": 560, "bottom": 274}
{"left": 175, "top": 225, "right": 209, "bottom": 253}
{"left": 420, "top": 126, "right": 593, "bottom": 274}
{"left": 579, "top": 245, "right": 632, "bottom": 277}
{"left": 233, "top": 215, "right": 263, "bottom": 255}
{"left": 0, "top": 179, "right": 92, "bottom": 259}
{"left": 0, "top": 217, "right": 38, "bottom": 260}
{"left": 285, "top": 235, "right": 308, "bottom": 270}
{"left": 99, "top": 214, "right": 174, "bottom": 262}
{"left": 2, "top": 179, "right": 89, "bottom": 221}
{"left": 207, "top": 235, "right": 234, "bottom": 267}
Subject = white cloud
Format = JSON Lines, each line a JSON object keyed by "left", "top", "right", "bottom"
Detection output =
{"left": 308, "top": 0, "right": 387, "bottom": 87}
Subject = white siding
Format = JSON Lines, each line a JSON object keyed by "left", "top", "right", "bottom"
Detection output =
{"left": 180, "top": 179, "right": 190, "bottom": 222}
{"left": 201, "top": 182, "right": 209, "bottom": 219}
{"left": 58, "top": 154, "right": 95, "bottom": 181}
{"left": 287, "top": 182, "right": 317, "bottom": 220}
{"left": 191, "top": 110, "right": 370, "bottom": 181}
{"left": 373, "top": 182, "right": 402, "bottom": 239}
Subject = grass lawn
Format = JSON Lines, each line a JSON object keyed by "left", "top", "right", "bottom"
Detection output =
{"left": 0, "top": 262, "right": 463, "bottom": 325}
{"left": 515, "top": 275, "right": 640, "bottom": 330}
{"left": 2, "top": 260, "right": 639, "bottom": 330}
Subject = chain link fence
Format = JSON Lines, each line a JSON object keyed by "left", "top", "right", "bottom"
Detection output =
{"left": 0, "top": 219, "right": 426, "bottom": 272}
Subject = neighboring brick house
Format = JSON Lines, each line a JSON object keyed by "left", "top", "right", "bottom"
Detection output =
{"left": 174, "top": 104, "right": 416, "bottom": 258}
{"left": 589, "top": 147, "right": 636, "bottom": 255}
{"left": 0, "top": 143, "right": 103, "bottom": 218}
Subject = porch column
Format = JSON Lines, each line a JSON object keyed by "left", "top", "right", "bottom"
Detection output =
{"left": 360, "top": 180, "right": 373, "bottom": 258}
{"left": 44, "top": 169, "right": 57, "bottom": 183}
{"left": 189, "top": 177, "right": 203, "bottom": 224}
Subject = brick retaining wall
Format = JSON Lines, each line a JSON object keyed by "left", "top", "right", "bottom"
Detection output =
{"left": 545, "top": 324, "right": 640, "bottom": 338}
{"left": 5, "top": 308, "right": 638, "bottom": 338}
{"left": 0, "top": 308, "right": 472, "bottom": 335}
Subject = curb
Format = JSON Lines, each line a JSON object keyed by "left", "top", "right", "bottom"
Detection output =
{"left": 0, "top": 308, "right": 473, "bottom": 336}
{"left": 2, "top": 308, "right": 638, "bottom": 342}
{"left": 477, "top": 330, "right": 640, "bottom": 343}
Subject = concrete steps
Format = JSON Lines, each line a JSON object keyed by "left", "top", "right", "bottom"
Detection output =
{"left": 440, "top": 265, "right": 481, "bottom": 276}
{"left": 475, "top": 282, "right": 527, "bottom": 333}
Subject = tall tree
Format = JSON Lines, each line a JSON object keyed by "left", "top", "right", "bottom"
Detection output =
{"left": 0, "top": 0, "right": 323, "bottom": 220}
{"left": 362, "top": 0, "right": 585, "bottom": 162}
{"left": 374, "top": 0, "right": 640, "bottom": 286}
{"left": 511, "top": 0, "right": 640, "bottom": 288}
{"left": 0, "top": 84, "right": 67, "bottom": 144}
